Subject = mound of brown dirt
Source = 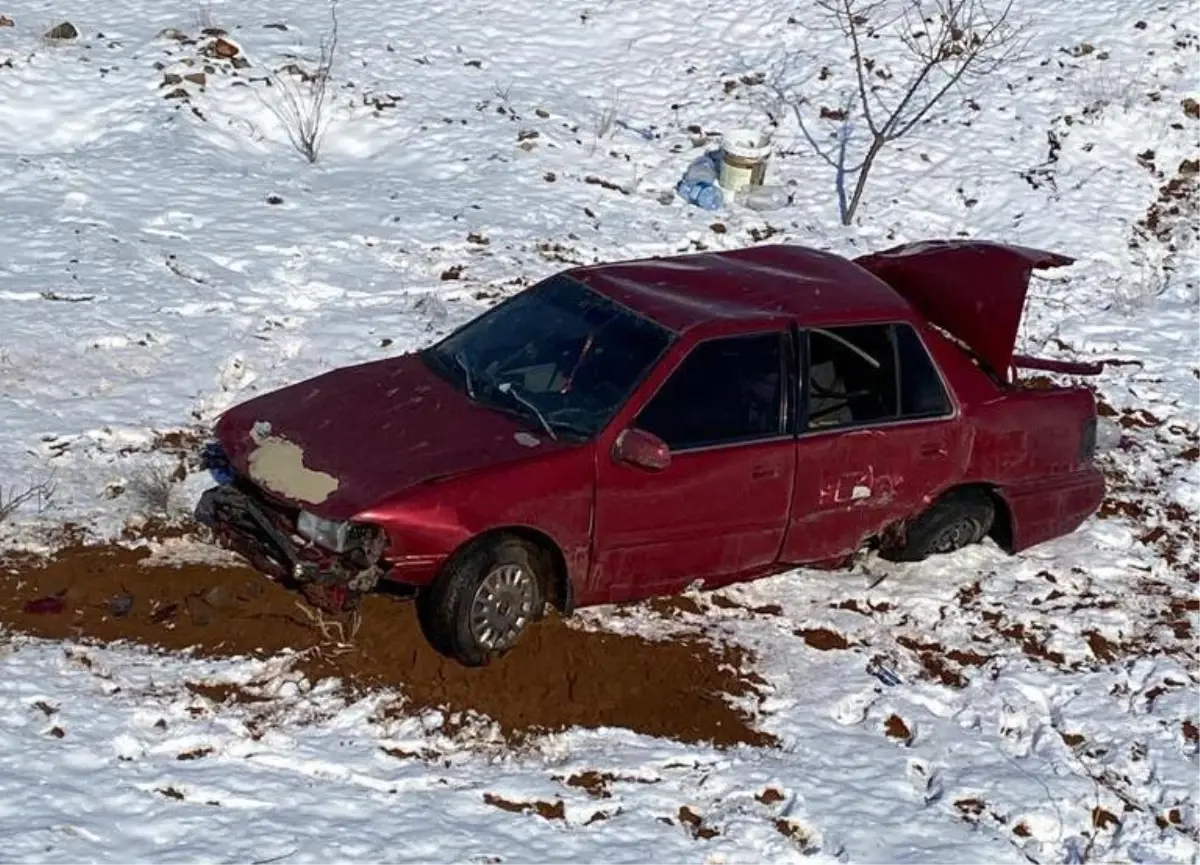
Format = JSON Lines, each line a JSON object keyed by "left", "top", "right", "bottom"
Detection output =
{"left": 0, "top": 544, "right": 772, "bottom": 748}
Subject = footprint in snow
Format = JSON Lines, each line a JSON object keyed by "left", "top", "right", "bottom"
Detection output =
{"left": 998, "top": 702, "right": 1036, "bottom": 758}
{"left": 830, "top": 689, "right": 876, "bottom": 726}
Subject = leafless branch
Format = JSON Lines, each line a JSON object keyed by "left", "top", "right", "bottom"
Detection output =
{"left": 262, "top": 0, "right": 338, "bottom": 163}
{"left": 294, "top": 599, "right": 361, "bottom": 650}
{"left": 782, "top": 0, "right": 1027, "bottom": 224}
{"left": 0, "top": 475, "right": 57, "bottom": 525}
{"left": 127, "top": 462, "right": 180, "bottom": 518}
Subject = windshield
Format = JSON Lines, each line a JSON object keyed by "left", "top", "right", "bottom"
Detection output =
{"left": 424, "top": 274, "right": 674, "bottom": 439}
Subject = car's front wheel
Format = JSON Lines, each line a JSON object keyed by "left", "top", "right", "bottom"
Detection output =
{"left": 422, "top": 535, "right": 545, "bottom": 667}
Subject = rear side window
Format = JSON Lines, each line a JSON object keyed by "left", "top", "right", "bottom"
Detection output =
{"left": 804, "top": 323, "right": 950, "bottom": 431}
{"left": 636, "top": 333, "right": 785, "bottom": 450}
{"left": 897, "top": 324, "right": 951, "bottom": 418}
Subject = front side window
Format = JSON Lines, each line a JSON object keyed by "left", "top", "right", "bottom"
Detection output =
{"left": 805, "top": 322, "right": 951, "bottom": 431}
{"left": 425, "top": 275, "right": 674, "bottom": 439}
{"left": 635, "top": 333, "right": 785, "bottom": 451}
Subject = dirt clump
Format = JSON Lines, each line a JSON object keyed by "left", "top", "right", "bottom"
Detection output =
{"left": 884, "top": 713, "right": 913, "bottom": 745}
{"left": 0, "top": 544, "right": 772, "bottom": 747}
{"left": 483, "top": 793, "right": 564, "bottom": 820}
{"left": 796, "top": 627, "right": 852, "bottom": 650}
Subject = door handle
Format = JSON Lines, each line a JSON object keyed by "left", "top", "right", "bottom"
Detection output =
{"left": 751, "top": 464, "right": 779, "bottom": 480}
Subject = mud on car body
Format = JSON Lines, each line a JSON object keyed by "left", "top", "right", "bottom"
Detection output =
{"left": 195, "top": 239, "right": 1107, "bottom": 666}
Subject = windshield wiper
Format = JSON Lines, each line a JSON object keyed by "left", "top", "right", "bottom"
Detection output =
{"left": 496, "top": 381, "right": 558, "bottom": 441}
{"left": 453, "top": 350, "right": 477, "bottom": 400}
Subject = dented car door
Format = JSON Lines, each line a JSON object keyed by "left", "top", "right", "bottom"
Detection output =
{"left": 781, "top": 322, "right": 967, "bottom": 562}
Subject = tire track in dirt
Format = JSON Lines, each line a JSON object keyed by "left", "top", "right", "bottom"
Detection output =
{"left": 0, "top": 544, "right": 773, "bottom": 748}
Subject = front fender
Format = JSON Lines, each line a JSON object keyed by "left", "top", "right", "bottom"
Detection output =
{"left": 354, "top": 444, "right": 595, "bottom": 592}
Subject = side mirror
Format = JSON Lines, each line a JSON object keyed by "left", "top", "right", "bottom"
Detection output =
{"left": 612, "top": 427, "right": 671, "bottom": 471}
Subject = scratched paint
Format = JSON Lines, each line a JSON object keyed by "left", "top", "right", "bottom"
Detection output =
{"left": 245, "top": 428, "right": 340, "bottom": 505}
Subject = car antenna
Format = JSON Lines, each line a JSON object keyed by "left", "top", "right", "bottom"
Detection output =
{"left": 454, "top": 350, "right": 477, "bottom": 400}
{"left": 497, "top": 381, "right": 558, "bottom": 441}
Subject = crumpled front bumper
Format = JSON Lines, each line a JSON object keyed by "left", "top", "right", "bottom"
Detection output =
{"left": 193, "top": 443, "right": 386, "bottom": 598}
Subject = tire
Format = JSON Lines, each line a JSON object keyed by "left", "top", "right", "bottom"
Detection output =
{"left": 884, "top": 488, "right": 996, "bottom": 563}
{"left": 422, "top": 536, "right": 545, "bottom": 667}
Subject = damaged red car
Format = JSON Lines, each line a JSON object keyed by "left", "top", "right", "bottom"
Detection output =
{"left": 196, "top": 239, "right": 1105, "bottom": 665}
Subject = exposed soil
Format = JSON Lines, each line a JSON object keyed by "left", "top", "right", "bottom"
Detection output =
{"left": 0, "top": 544, "right": 773, "bottom": 748}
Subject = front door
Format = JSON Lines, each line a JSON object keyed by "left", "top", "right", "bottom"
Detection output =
{"left": 592, "top": 331, "right": 796, "bottom": 602}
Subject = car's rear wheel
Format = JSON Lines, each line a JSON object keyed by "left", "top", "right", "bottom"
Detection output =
{"left": 422, "top": 535, "right": 545, "bottom": 667}
{"left": 883, "top": 488, "right": 996, "bottom": 562}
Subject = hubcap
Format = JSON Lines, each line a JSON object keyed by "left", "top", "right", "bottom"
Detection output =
{"left": 931, "top": 519, "right": 976, "bottom": 554}
{"left": 469, "top": 563, "right": 536, "bottom": 652}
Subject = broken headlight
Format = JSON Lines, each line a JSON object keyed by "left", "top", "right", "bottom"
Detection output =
{"left": 296, "top": 511, "right": 382, "bottom": 554}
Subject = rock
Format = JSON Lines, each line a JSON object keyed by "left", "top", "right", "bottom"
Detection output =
{"left": 266, "top": 194, "right": 284, "bottom": 205}
{"left": 163, "top": 87, "right": 189, "bottom": 100}
{"left": 109, "top": 593, "right": 134, "bottom": 617}
{"left": 44, "top": 21, "right": 78, "bottom": 39}
{"left": 156, "top": 27, "right": 187, "bottom": 41}
{"left": 263, "top": 22, "right": 288, "bottom": 31}
{"left": 1183, "top": 98, "right": 1199, "bottom": 120}
{"left": 230, "top": 55, "right": 250, "bottom": 69}
{"left": 200, "top": 26, "right": 226, "bottom": 37}
{"left": 0, "top": 14, "right": 14, "bottom": 27}
{"left": 161, "top": 72, "right": 182, "bottom": 87}
{"left": 201, "top": 585, "right": 232, "bottom": 608}
{"left": 183, "top": 72, "right": 206, "bottom": 86}
{"left": 211, "top": 36, "right": 238, "bottom": 58}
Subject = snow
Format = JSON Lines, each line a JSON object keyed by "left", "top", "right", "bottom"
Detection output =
{"left": 0, "top": 0, "right": 1197, "bottom": 860}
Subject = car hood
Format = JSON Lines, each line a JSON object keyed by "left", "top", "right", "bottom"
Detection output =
{"left": 854, "top": 240, "right": 1074, "bottom": 377}
{"left": 214, "top": 352, "right": 563, "bottom": 520}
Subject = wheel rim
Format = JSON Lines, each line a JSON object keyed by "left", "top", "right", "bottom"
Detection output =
{"left": 469, "top": 563, "right": 536, "bottom": 652}
{"left": 930, "top": 519, "right": 977, "bottom": 554}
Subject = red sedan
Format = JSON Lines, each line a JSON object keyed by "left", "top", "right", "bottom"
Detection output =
{"left": 196, "top": 239, "right": 1105, "bottom": 665}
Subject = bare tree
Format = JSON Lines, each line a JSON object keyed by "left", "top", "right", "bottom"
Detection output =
{"left": 0, "top": 475, "right": 56, "bottom": 526}
{"left": 777, "top": 0, "right": 1026, "bottom": 225}
{"left": 264, "top": 0, "right": 339, "bottom": 163}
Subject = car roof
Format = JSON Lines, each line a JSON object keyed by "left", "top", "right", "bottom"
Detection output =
{"left": 568, "top": 243, "right": 914, "bottom": 333}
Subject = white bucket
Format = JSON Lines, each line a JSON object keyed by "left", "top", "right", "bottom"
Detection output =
{"left": 719, "top": 128, "right": 772, "bottom": 191}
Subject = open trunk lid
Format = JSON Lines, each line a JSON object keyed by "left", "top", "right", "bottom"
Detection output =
{"left": 853, "top": 240, "right": 1076, "bottom": 379}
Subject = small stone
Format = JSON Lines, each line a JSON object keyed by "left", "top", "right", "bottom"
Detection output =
{"left": 163, "top": 87, "right": 189, "bottom": 100}
{"left": 109, "top": 593, "right": 134, "bottom": 617}
{"left": 0, "top": 14, "right": 14, "bottom": 27}
{"left": 211, "top": 37, "right": 238, "bottom": 58}
{"left": 157, "top": 27, "right": 187, "bottom": 41}
{"left": 266, "top": 194, "right": 284, "bottom": 205}
{"left": 161, "top": 72, "right": 183, "bottom": 87}
{"left": 200, "top": 26, "right": 226, "bottom": 37}
{"left": 183, "top": 72, "right": 206, "bottom": 86}
{"left": 264, "top": 22, "right": 289, "bottom": 31}
{"left": 202, "top": 585, "right": 232, "bottom": 608}
{"left": 1183, "top": 98, "right": 1199, "bottom": 120}
{"left": 230, "top": 56, "right": 250, "bottom": 70}
{"left": 44, "top": 21, "right": 78, "bottom": 40}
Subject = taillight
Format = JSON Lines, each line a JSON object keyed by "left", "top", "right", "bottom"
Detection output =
{"left": 1079, "top": 416, "right": 1097, "bottom": 463}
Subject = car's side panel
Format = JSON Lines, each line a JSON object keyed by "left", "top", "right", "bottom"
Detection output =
{"left": 780, "top": 433, "right": 871, "bottom": 564}
{"left": 355, "top": 445, "right": 596, "bottom": 596}
{"left": 592, "top": 438, "right": 795, "bottom": 602}
{"left": 785, "top": 420, "right": 972, "bottom": 560}
{"left": 586, "top": 319, "right": 798, "bottom": 604}
{"left": 961, "top": 386, "right": 1104, "bottom": 551}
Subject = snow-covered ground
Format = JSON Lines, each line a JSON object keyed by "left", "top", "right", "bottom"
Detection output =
{"left": 0, "top": 0, "right": 1197, "bottom": 860}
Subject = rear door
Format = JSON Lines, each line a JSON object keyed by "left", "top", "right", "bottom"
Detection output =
{"left": 592, "top": 330, "right": 796, "bottom": 601}
{"left": 781, "top": 321, "right": 966, "bottom": 562}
